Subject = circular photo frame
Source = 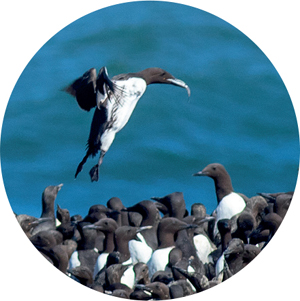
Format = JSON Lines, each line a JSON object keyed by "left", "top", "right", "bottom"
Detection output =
{"left": 1, "top": 1, "right": 299, "bottom": 300}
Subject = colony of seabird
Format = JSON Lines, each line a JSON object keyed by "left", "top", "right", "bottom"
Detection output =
{"left": 14, "top": 67, "right": 294, "bottom": 299}
{"left": 16, "top": 164, "right": 293, "bottom": 299}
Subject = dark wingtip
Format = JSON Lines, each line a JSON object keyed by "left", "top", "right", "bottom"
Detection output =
{"left": 65, "top": 68, "right": 98, "bottom": 111}
{"left": 97, "top": 66, "right": 115, "bottom": 95}
{"left": 63, "top": 84, "right": 77, "bottom": 97}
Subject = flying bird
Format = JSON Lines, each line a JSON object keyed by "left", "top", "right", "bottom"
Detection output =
{"left": 65, "top": 67, "right": 190, "bottom": 182}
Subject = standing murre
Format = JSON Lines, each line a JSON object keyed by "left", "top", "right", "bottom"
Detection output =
{"left": 147, "top": 217, "right": 197, "bottom": 278}
{"left": 124, "top": 200, "right": 161, "bottom": 252}
{"left": 82, "top": 218, "right": 119, "bottom": 278}
{"left": 31, "top": 184, "right": 63, "bottom": 236}
{"left": 65, "top": 67, "right": 190, "bottom": 181}
{"left": 193, "top": 163, "right": 246, "bottom": 238}
{"left": 192, "top": 216, "right": 216, "bottom": 264}
{"left": 113, "top": 225, "right": 152, "bottom": 289}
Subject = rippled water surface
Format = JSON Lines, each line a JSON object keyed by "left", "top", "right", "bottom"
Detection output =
{"left": 1, "top": 1, "right": 299, "bottom": 218}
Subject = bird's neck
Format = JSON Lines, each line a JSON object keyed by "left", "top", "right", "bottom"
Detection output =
{"left": 41, "top": 200, "right": 54, "bottom": 218}
{"left": 114, "top": 237, "right": 131, "bottom": 262}
{"left": 221, "top": 231, "right": 232, "bottom": 252}
{"left": 157, "top": 231, "right": 176, "bottom": 249}
{"left": 104, "top": 232, "right": 115, "bottom": 253}
{"left": 214, "top": 177, "right": 234, "bottom": 203}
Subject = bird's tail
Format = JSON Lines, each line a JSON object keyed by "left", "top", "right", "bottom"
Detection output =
{"left": 75, "top": 107, "right": 106, "bottom": 179}
{"left": 75, "top": 153, "right": 90, "bottom": 178}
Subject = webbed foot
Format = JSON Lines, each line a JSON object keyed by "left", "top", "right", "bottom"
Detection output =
{"left": 89, "top": 165, "right": 99, "bottom": 182}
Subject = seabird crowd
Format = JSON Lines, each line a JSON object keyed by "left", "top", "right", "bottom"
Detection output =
{"left": 13, "top": 67, "right": 294, "bottom": 298}
{"left": 15, "top": 163, "right": 293, "bottom": 299}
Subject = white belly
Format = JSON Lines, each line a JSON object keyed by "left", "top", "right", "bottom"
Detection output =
{"left": 68, "top": 251, "right": 80, "bottom": 270}
{"left": 193, "top": 233, "right": 216, "bottom": 264}
{"left": 215, "top": 253, "right": 225, "bottom": 282}
{"left": 214, "top": 192, "right": 246, "bottom": 236}
{"left": 100, "top": 77, "right": 147, "bottom": 152}
{"left": 147, "top": 246, "right": 174, "bottom": 278}
{"left": 129, "top": 233, "right": 153, "bottom": 264}
{"left": 121, "top": 265, "right": 135, "bottom": 289}
{"left": 93, "top": 252, "right": 109, "bottom": 279}
{"left": 109, "top": 78, "right": 147, "bottom": 131}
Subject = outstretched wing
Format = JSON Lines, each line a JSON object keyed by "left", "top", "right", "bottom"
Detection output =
{"left": 97, "top": 67, "right": 132, "bottom": 108}
{"left": 65, "top": 68, "right": 97, "bottom": 111}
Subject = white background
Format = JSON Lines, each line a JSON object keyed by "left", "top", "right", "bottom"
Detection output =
{"left": 0, "top": 1, "right": 299, "bottom": 300}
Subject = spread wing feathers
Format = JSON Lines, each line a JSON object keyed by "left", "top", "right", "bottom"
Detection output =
{"left": 96, "top": 66, "right": 115, "bottom": 95}
{"left": 65, "top": 68, "right": 97, "bottom": 111}
{"left": 65, "top": 66, "right": 131, "bottom": 112}
{"left": 71, "top": 67, "right": 134, "bottom": 178}
{"left": 97, "top": 69, "right": 130, "bottom": 108}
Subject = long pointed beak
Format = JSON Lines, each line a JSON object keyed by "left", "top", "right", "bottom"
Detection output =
{"left": 167, "top": 78, "right": 191, "bottom": 98}
{"left": 193, "top": 171, "right": 205, "bottom": 177}
{"left": 57, "top": 183, "right": 63, "bottom": 191}
{"left": 82, "top": 224, "right": 96, "bottom": 230}
{"left": 137, "top": 225, "right": 153, "bottom": 233}
{"left": 198, "top": 216, "right": 215, "bottom": 225}
{"left": 185, "top": 224, "right": 199, "bottom": 230}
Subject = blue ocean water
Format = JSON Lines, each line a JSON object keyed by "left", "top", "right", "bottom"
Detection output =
{"left": 1, "top": 1, "right": 299, "bottom": 219}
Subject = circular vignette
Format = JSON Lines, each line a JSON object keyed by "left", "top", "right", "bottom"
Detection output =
{"left": 0, "top": 1, "right": 299, "bottom": 301}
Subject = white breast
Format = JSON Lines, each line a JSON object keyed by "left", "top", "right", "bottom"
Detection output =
{"left": 99, "top": 77, "right": 147, "bottom": 152}
{"left": 120, "top": 265, "right": 135, "bottom": 289}
{"left": 68, "top": 251, "right": 80, "bottom": 270}
{"left": 214, "top": 192, "right": 246, "bottom": 236}
{"left": 193, "top": 233, "right": 216, "bottom": 264}
{"left": 147, "top": 246, "right": 174, "bottom": 278}
{"left": 129, "top": 233, "right": 153, "bottom": 264}
{"left": 108, "top": 77, "right": 147, "bottom": 131}
{"left": 215, "top": 253, "right": 225, "bottom": 282}
{"left": 93, "top": 252, "right": 109, "bottom": 279}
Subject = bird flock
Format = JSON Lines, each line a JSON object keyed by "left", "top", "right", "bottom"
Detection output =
{"left": 16, "top": 163, "right": 293, "bottom": 299}
{"left": 14, "top": 67, "right": 294, "bottom": 299}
